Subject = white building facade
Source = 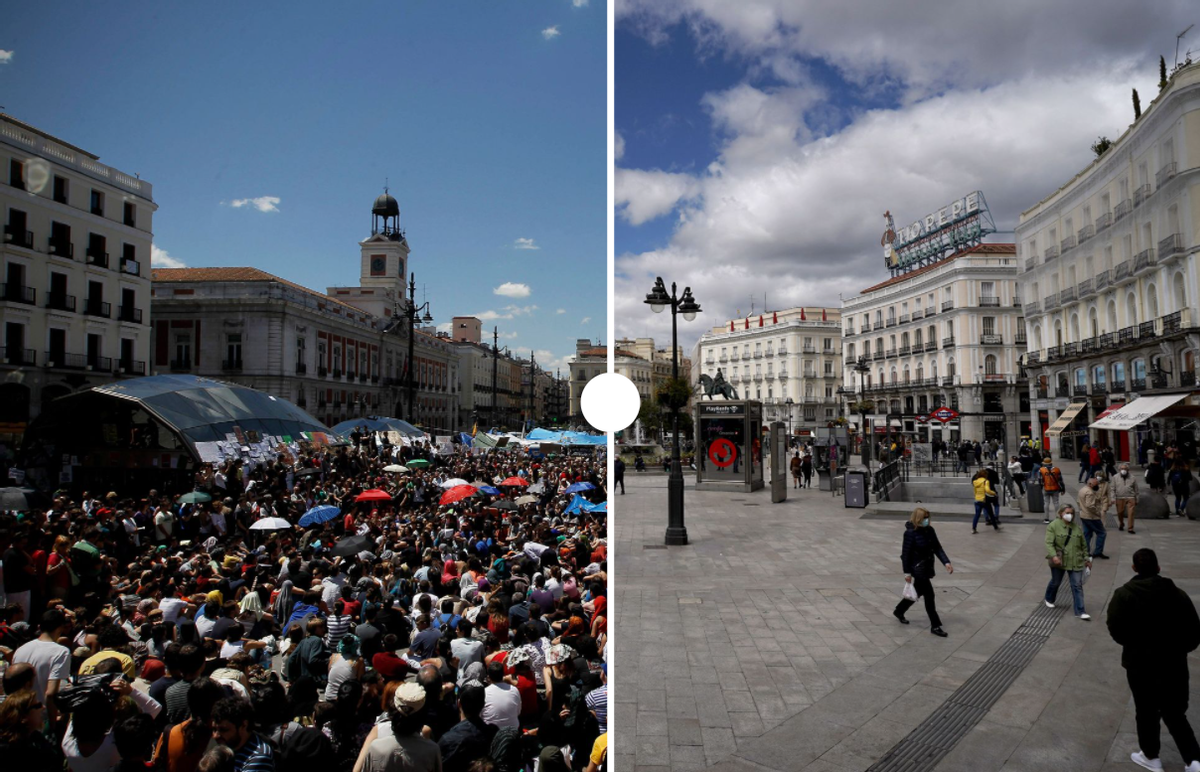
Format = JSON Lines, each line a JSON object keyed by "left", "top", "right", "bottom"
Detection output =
{"left": 1, "top": 114, "right": 156, "bottom": 433}
{"left": 1017, "top": 62, "right": 1200, "bottom": 461}
{"left": 841, "top": 244, "right": 1028, "bottom": 448}
{"left": 694, "top": 308, "right": 843, "bottom": 437}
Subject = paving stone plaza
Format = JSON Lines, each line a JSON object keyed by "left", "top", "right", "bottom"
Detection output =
{"left": 613, "top": 471, "right": 1200, "bottom": 772}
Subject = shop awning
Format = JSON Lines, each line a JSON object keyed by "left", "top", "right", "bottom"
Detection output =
{"left": 1046, "top": 402, "right": 1088, "bottom": 437}
{"left": 1088, "top": 394, "right": 1191, "bottom": 431}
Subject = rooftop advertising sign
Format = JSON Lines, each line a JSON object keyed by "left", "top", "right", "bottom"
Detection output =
{"left": 881, "top": 191, "right": 996, "bottom": 274}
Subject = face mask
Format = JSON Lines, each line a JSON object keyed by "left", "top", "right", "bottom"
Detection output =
{"left": 921, "top": 518, "right": 929, "bottom": 527}
{"left": 1063, "top": 513, "right": 1074, "bottom": 523}
{"left": 1121, "top": 470, "right": 1128, "bottom": 477}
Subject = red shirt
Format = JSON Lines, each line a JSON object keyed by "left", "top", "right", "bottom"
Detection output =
{"left": 516, "top": 673, "right": 538, "bottom": 717}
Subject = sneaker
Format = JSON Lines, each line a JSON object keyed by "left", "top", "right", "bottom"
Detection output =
{"left": 1130, "top": 751, "right": 1163, "bottom": 771}
{"left": 1079, "top": 613, "right": 1091, "bottom": 621}
{"left": 1044, "top": 601, "right": 1055, "bottom": 609}
{"left": 1044, "top": 518, "right": 1051, "bottom": 524}
{"left": 1094, "top": 553, "right": 1110, "bottom": 560}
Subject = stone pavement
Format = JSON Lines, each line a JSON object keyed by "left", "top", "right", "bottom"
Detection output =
{"left": 612, "top": 474, "right": 1200, "bottom": 772}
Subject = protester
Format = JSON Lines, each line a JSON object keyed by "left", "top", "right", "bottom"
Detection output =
{"left": 893, "top": 507, "right": 952, "bottom": 637}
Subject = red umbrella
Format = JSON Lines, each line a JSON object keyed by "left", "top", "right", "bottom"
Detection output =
{"left": 355, "top": 489, "right": 393, "bottom": 502}
{"left": 499, "top": 477, "right": 530, "bottom": 487}
{"left": 439, "top": 484, "right": 479, "bottom": 507}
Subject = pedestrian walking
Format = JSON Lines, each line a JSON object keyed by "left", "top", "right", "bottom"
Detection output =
{"left": 614, "top": 457, "right": 625, "bottom": 495}
{"left": 971, "top": 469, "right": 998, "bottom": 534}
{"left": 1078, "top": 444, "right": 1092, "bottom": 483}
{"left": 1038, "top": 458, "right": 1065, "bottom": 524}
{"left": 1169, "top": 461, "right": 1195, "bottom": 517}
{"left": 1146, "top": 457, "right": 1166, "bottom": 494}
{"left": 893, "top": 507, "right": 952, "bottom": 637}
{"left": 790, "top": 452, "right": 802, "bottom": 490}
{"left": 1107, "top": 548, "right": 1200, "bottom": 772}
{"left": 1112, "top": 463, "right": 1140, "bottom": 533}
{"left": 801, "top": 453, "right": 813, "bottom": 489}
{"left": 1077, "top": 476, "right": 1109, "bottom": 559}
{"left": 1044, "top": 504, "right": 1092, "bottom": 620}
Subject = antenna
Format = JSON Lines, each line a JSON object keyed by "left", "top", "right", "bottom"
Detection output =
{"left": 1178, "top": 24, "right": 1195, "bottom": 69}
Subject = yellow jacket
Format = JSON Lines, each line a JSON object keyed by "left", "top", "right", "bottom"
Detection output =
{"left": 973, "top": 477, "right": 995, "bottom": 502}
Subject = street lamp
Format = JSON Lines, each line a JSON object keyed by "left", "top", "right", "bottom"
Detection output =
{"left": 404, "top": 273, "right": 433, "bottom": 426}
{"left": 853, "top": 355, "right": 872, "bottom": 468}
{"left": 785, "top": 396, "right": 794, "bottom": 447}
{"left": 644, "top": 276, "right": 700, "bottom": 546}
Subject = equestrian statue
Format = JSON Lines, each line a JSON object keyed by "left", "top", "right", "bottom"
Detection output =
{"left": 699, "top": 369, "right": 739, "bottom": 400}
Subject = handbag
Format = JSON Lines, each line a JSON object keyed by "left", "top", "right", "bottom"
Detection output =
{"left": 902, "top": 581, "right": 918, "bottom": 601}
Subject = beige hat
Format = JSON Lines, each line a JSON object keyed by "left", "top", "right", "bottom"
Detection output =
{"left": 393, "top": 681, "right": 426, "bottom": 716}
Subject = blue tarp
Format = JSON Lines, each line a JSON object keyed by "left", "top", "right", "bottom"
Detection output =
{"left": 525, "top": 428, "right": 607, "bottom": 446}
{"left": 331, "top": 416, "right": 424, "bottom": 439}
{"left": 564, "top": 494, "right": 601, "bottom": 515}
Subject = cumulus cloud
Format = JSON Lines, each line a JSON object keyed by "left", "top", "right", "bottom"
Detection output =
{"left": 498, "top": 331, "right": 520, "bottom": 340}
{"left": 616, "top": 64, "right": 1147, "bottom": 350}
{"left": 475, "top": 305, "right": 539, "bottom": 321}
{"left": 0, "top": 50, "right": 13, "bottom": 65}
{"left": 542, "top": 26, "right": 561, "bottom": 40}
{"left": 494, "top": 282, "right": 532, "bottom": 298}
{"left": 225, "top": 196, "right": 281, "bottom": 213}
{"left": 556, "top": 308, "right": 567, "bottom": 314}
{"left": 615, "top": 168, "right": 700, "bottom": 225}
{"left": 572, "top": 0, "right": 588, "bottom": 6}
{"left": 151, "top": 245, "right": 186, "bottom": 269}
{"left": 581, "top": 317, "right": 592, "bottom": 324}
{"left": 436, "top": 322, "right": 453, "bottom": 334}
{"left": 513, "top": 238, "right": 540, "bottom": 250}
{"left": 615, "top": 131, "right": 625, "bottom": 161}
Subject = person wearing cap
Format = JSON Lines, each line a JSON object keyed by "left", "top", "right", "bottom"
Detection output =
{"left": 361, "top": 682, "right": 440, "bottom": 772}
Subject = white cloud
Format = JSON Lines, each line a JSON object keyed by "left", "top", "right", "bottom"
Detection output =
{"left": 615, "top": 132, "right": 625, "bottom": 161}
{"left": 581, "top": 317, "right": 592, "bottom": 324}
{"left": 572, "top": 0, "right": 588, "bottom": 6}
{"left": 514, "top": 347, "right": 574, "bottom": 375}
{"left": 475, "top": 304, "right": 539, "bottom": 321}
{"left": 436, "top": 322, "right": 453, "bottom": 334}
{"left": 615, "top": 168, "right": 700, "bottom": 225}
{"left": 494, "top": 282, "right": 532, "bottom": 298}
{"left": 513, "top": 238, "right": 540, "bottom": 250}
{"left": 616, "top": 64, "right": 1146, "bottom": 350}
{"left": 556, "top": 308, "right": 566, "bottom": 314}
{"left": 542, "top": 26, "right": 561, "bottom": 40}
{"left": 225, "top": 196, "right": 281, "bottom": 213}
{"left": 0, "top": 50, "right": 13, "bottom": 65}
{"left": 150, "top": 244, "right": 186, "bottom": 269}
{"left": 499, "top": 331, "right": 520, "bottom": 340}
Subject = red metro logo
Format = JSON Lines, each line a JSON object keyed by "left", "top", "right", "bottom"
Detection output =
{"left": 708, "top": 438, "right": 738, "bottom": 468}
{"left": 932, "top": 407, "right": 959, "bottom": 424}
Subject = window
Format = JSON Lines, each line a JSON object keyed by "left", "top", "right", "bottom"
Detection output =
{"left": 175, "top": 334, "right": 191, "bottom": 366}
{"left": 1074, "top": 368, "right": 1087, "bottom": 387}
{"left": 226, "top": 334, "right": 243, "bottom": 366}
{"left": 824, "top": 360, "right": 833, "bottom": 375}
{"left": 984, "top": 355, "right": 997, "bottom": 375}
{"left": 1092, "top": 365, "right": 1106, "bottom": 387}
{"left": 8, "top": 158, "right": 24, "bottom": 190}
{"left": 825, "top": 385, "right": 833, "bottom": 398}
{"left": 50, "top": 222, "right": 71, "bottom": 257}
{"left": 983, "top": 317, "right": 995, "bottom": 336}
{"left": 297, "top": 337, "right": 306, "bottom": 363}
{"left": 91, "top": 189, "right": 104, "bottom": 216}
{"left": 87, "top": 233, "right": 107, "bottom": 266}
{"left": 123, "top": 202, "right": 136, "bottom": 227}
{"left": 824, "top": 338, "right": 832, "bottom": 351}
{"left": 53, "top": 175, "right": 68, "bottom": 204}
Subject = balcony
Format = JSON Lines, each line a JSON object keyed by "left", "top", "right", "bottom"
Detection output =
{"left": 1118, "top": 325, "right": 1136, "bottom": 344}
{"left": 86, "top": 249, "right": 109, "bottom": 268}
{"left": 1134, "top": 183, "right": 1151, "bottom": 207}
{"left": 1012, "top": 296, "right": 1023, "bottom": 307}
{"left": 978, "top": 296, "right": 1000, "bottom": 307}
{"left": 0, "top": 347, "right": 35, "bottom": 366}
{"left": 899, "top": 313, "right": 910, "bottom": 324}
{"left": 117, "top": 359, "right": 145, "bottom": 376}
{"left": 1133, "top": 248, "right": 1157, "bottom": 273}
{"left": 3, "top": 226, "right": 33, "bottom": 249}
{"left": 359, "top": 373, "right": 369, "bottom": 383}
{"left": 940, "top": 300, "right": 955, "bottom": 312}
{"left": 170, "top": 359, "right": 191, "bottom": 372}
{"left": 1156, "top": 161, "right": 1177, "bottom": 188}
{"left": 752, "top": 373, "right": 762, "bottom": 382}
{"left": 1063, "top": 342, "right": 1078, "bottom": 356}
{"left": 1095, "top": 270, "right": 1111, "bottom": 291}
{"left": 222, "top": 359, "right": 243, "bottom": 371}
{"left": 980, "top": 334, "right": 1003, "bottom": 345}
{"left": 1015, "top": 333, "right": 1027, "bottom": 345}
{"left": 1113, "top": 260, "right": 1131, "bottom": 281}
{"left": 1060, "top": 286, "right": 1076, "bottom": 304}
{"left": 1163, "top": 311, "right": 1184, "bottom": 334}
{"left": 1060, "top": 235, "right": 1076, "bottom": 253}
{"left": 1139, "top": 320, "right": 1157, "bottom": 339}
{"left": 371, "top": 374, "right": 380, "bottom": 383}
{"left": 332, "top": 368, "right": 342, "bottom": 378}
{"left": 295, "top": 362, "right": 307, "bottom": 375}
{"left": 1132, "top": 377, "right": 1146, "bottom": 392}
{"left": 1023, "top": 300, "right": 1041, "bottom": 316}
{"left": 924, "top": 307, "right": 936, "bottom": 318}
{"left": 120, "top": 257, "right": 140, "bottom": 276}
{"left": 885, "top": 319, "right": 897, "bottom": 328}
{"left": 1036, "top": 385, "right": 1048, "bottom": 399}
{"left": 1159, "top": 233, "right": 1184, "bottom": 259}
{"left": 942, "top": 336, "right": 955, "bottom": 348}
{"left": 1046, "top": 345, "right": 1062, "bottom": 360}
{"left": 1077, "top": 224, "right": 1094, "bottom": 244}
{"left": 1077, "top": 278, "right": 1094, "bottom": 298}
{"left": 764, "top": 349, "right": 774, "bottom": 357}
{"left": 48, "top": 238, "right": 73, "bottom": 259}
{"left": 923, "top": 341, "right": 937, "bottom": 352}
{"left": 752, "top": 351, "right": 763, "bottom": 359}
{"left": 777, "top": 370, "right": 788, "bottom": 379}
{"left": 1027, "top": 351, "right": 1041, "bottom": 364}
{"left": 1182, "top": 371, "right": 1198, "bottom": 387}
{"left": 802, "top": 344, "right": 816, "bottom": 353}
{"left": 942, "top": 376, "right": 956, "bottom": 386}
{"left": 117, "top": 305, "right": 142, "bottom": 323}
{"left": 843, "top": 327, "right": 855, "bottom": 336}
{"left": 898, "top": 345, "right": 911, "bottom": 355}
{"left": 885, "top": 348, "right": 897, "bottom": 358}
{"left": 730, "top": 353, "right": 740, "bottom": 361}
{"left": 1097, "top": 332, "right": 1116, "bottom": 349}
{"left": 1072, "top": 385, "right": 1089, "bottom": 398}
{"left": 1044, "top": 245, "right": 1059, "bottom": 262}
{"left": 777, "top": 348, "right": 788, "bottom": 356}
{"left": 318, "top": 365, "right": 328, "bottom": 377}
{"left": 1024, "top": 257, "right": 1038, "bottom": 271}
{"left": 1095, "top": 212, "right": 1113, "bottom": 233}
{"left": 1, "top": 284, "right": 35, "bottom": 305}
{"left": 872, "top": 351, "right": 884, "bottom": 361}
{"left": 1044, "top": 292, "right": 1059, "bottom": 310}
{"left": 1081, "top": 338, "right": 1100, "bottom": 354}
{"left": 46, "top": 353, "right": 112, "bottom": 372}
{"left": 1055, "top": 384, "right": 1070, "bottom": 397}
{"left": 718, "top": 355, "right": 728, "bottom": 363}
{"left": 1111, "top": 379, "right": 1126, "bottom": 392}
{"left": 83, "top": 298, "right": 111, "bottom": 318}
{"left": 1114, "top": 199, "right": 1132, "bottom": 221}
{"left": 46, "top": 292, "right": 76, "bottom": 312}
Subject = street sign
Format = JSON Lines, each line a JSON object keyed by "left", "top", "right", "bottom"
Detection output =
{"left": 932, "top": 406, "right": 959, "bottom": 424}
{"left": 916, "top": 414, "right": 930, "bottom": 423}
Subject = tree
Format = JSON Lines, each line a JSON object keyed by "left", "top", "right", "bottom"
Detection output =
{"left": 636, "top": 398, "right": 662, "bottom": 439}
{"left": 1132, "top": 88, "right": 1142, "bottom": 119}
{"left": 1160, "top": 55, "right": 1168, "bottom": 91}
{"left": 1091, "top": 136, "right": 1113, "bottom": 158}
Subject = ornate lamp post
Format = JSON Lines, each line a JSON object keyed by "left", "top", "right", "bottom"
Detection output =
{"left": 645, "top": 277, "right": 700, "bottom": 546}
{"left": 404, "top": 273, "right": 433, "bottom": 425}
{"left": 785, "top": 396, "right": 794, "bottom": 447}
{"left": 853, "top": 355, "right": 872, "bottom": 468}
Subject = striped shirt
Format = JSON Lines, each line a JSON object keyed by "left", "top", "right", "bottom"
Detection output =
{"left": 233, "top": 733, "right": 275, "bottom": 772}
{"left": 585, "top": 684, "right": 608, "bottom": 733}
{"left": 325, "top": 614, "right": 353, "bottom": 647}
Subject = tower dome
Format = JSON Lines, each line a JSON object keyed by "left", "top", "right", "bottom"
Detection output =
{"left": 372, "top": 192, "right": 400, "bottom": 218}
{"left": 371, "top": 187, "right": 403, "bottom": 240}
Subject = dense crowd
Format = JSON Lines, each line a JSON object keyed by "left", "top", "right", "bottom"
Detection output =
{"left": 0, "top": 435, "right": 609, "bottom": 772}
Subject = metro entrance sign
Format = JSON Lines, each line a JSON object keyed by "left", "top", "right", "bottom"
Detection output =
{"left": 932, "top": 406, "right": 959, "bottom": 424}
{"left": 916, "top": 414, "right": 930, "bottom": 423}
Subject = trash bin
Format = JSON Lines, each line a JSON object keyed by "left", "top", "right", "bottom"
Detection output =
{"left": 845, "top": 467, "right": 869, "bottom": 508}
{"left": 1027, "top": 476, "right": 1044, "bottom": 514}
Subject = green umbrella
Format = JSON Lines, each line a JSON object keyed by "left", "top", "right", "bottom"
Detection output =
{"left": 407, "top": 459, "right": 431, "bottom": 468}
{"left": 179, "top": 490, "right": 212, "bottom": 504}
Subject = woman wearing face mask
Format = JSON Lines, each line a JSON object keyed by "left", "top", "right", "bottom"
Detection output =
{"left": 893, "top": 507, "right": 953, "bottom": 637}
{"left": 1044, "top": 504, "right": 1092, "bottom": 619}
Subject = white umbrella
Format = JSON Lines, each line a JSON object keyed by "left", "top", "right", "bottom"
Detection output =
{"left": 383, "top": 464, "right": 409, "bottom": 473}
{"left": 441, "top": 478, "right": 469, "bottom": 488}
{"left": 250, "top": 517, "right": 292, "bottom": 530}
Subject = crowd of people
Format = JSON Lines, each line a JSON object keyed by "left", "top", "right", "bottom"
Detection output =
{"left": 0, "top": 435, "right": 610, "bottom": 772}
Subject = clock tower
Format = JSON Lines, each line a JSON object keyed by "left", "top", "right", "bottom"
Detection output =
{"left": 358, "top": 188, "right": 410, "bottom": 294}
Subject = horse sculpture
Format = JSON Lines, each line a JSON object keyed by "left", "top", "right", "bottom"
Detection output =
{"left": 699, "top": 372, "right": 739, "bottom": 401}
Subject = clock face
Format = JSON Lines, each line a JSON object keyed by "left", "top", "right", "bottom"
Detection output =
{"left": 371, "top": 256, "right": 386, "bottom": 276}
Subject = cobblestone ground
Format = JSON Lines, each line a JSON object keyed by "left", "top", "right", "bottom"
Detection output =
{"left": 612, "top": 472, "right": 1200, "bottom": 772}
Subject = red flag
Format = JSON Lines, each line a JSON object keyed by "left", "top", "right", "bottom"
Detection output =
{"left": 800, "top": 308, "right": 806, "bottom": 320}
{"left": 773, "top": 312, "right": 778, "bottom": 324}
{"left": 744, "top": 318, "right": 749, "bottom": 329}
{"left": 730, "top": 320, "right": 734, "bottom": 332}
{"left": 822, "top": 308, "right": 827, "bottom": 321}
{"left": 758, "top": 315, "right": 763, "bottom": 327}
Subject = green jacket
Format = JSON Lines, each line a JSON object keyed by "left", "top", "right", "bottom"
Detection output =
{"left": 1044, "top": 519, "right": 1089, "bottom": 571}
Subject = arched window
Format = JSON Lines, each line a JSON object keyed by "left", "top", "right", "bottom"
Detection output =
{"left": 1054, "top": 320, "right": 1063, "bottom": 347}
{"left": 1106, "top": 300, "right": 1118, "bottom": 332}
{"left": 1132, "top": 358, "right": 1146, "bottom": 382}
{"left": 1069, "top": 313, "right": 1080, "bottom": 342}
{"left": 947, "top": 357, "right": 956, "bottom": 379}
{"left": 914, "top": 329, "right": 923, "bottom": 346}
{"left": 1174, "top": 272, "right": 1187, "bottom": 311}
{"left": 931, "top": 360, "right": 938, "bottom": 379}
{"left": 1092, "top": 364, "right": 1106, "bottom": 387}
{"left": 1088, "top": 308, "right": 1098, "bottom": 338}
{"left": 889, "top": 367, "right": 897, "bottom": 384}
{"left": 1074, "top": 368, "right": 1086, "bottom": 387}
{"left": 903, "top": 365, "right": 910, "bottom": 383}
{"left": 1146, "top": 283, "right": 1159, "bottom": 319}
{"left": 1112, "top": 361, "right": 1125, "bottom": 387}
{"left": 916, "top": 363, "right": 924, "bottom": 380}
{"left": 984, "top": 355, "right": 997, "bottom": 375}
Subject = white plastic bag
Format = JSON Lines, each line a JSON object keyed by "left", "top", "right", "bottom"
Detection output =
{"left": 902, "top": 580, "right": 918, "bottom": 601}
{"left": 1082, "top": 566, "right": 1091, "bottom": 585}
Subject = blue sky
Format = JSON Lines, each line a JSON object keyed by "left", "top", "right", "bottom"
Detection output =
{"left": 1, "top": 1, "right": 605, "bottom": 374}
{"left": 614, "top": 1, "right": 1194, "bottom": 351}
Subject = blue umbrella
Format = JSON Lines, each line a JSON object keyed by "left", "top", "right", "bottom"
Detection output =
{"left": 564, "top": 481, "right": 596, "bottom": 494}
{"left": 298, "top": 505, "right": 341, "bottom": 527}
{"left": 592, "top": 501, "right": 607, "bottom": 513}
{"left": 477, "top": 485, "right": 503, "bottom": 496}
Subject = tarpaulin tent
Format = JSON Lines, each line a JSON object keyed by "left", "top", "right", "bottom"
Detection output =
{"left": 331, "top": 416, "right": 425, "bottom": 439}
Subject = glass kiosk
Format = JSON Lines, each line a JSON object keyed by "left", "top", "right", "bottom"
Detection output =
{"left": 695, "top": 401, "right": 764, "bottom": 492}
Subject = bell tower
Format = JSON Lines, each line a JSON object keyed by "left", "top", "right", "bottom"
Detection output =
{"left": 359, "top": 187, "right": 410, "bottom": 293}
